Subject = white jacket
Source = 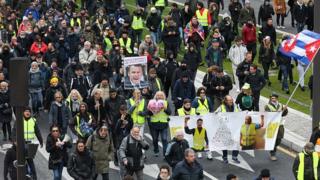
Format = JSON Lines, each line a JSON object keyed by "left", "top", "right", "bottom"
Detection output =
{"left": 228, "top": 44, "right": 247, "bottom": 66}
{"left": 79, "top": 48, "right": 97, "bottom": 65}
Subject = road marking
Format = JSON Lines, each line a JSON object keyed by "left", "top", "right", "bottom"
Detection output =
{"left": 215, "top": 151, "right": 254, "bottom": 172}
{"left": 244, "top": 150, "right": 255, "bottom": 157}
{"left": 144, "top": 133, "right": 219, "bottom": 180}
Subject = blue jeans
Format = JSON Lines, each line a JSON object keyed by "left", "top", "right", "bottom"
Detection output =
{"left": 151, "top": 31, "right": 159, "bottom": 44}
{"left": 29, "top": 90, "right": 43, "bottom": 113}
{"left": 53, "top": 162, "right": 63, "bottom": 180}
{"left": 296, "top": 22, "right": 305, "bottom": 33}
{"left": 150, "top": 127, "right": 168, "bottom": 156}
{"left": 280, "top": 64, "right": 289, "bottom": 91}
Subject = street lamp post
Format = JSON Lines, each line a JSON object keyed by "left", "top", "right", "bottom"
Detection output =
{"left": 312, "top": 1, "right": 320, "bottom": 130}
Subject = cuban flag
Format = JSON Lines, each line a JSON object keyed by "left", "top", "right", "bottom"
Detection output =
{"left": 279, "top": 30, "right": 320, "bottom": 65}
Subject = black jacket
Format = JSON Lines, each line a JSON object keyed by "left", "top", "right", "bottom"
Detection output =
{"left": 46, "top": 134, "right": 72, "bottom": 169}
{"left": 172, "top": 159, "right": 204, "bottom": 180}
{"left": 183, "top": 50, "right": 201, "bottom": 71}
{"left": 3, "top": 145, "right": 17, "bottom": 180}
{"left": 0, "top": 90, "right": 12, "bottom": 123}
{"left": 293, "top": 3, "right": 307, "bottom": 23}
{"left": 259, "top": 45, "right": 275, "bottom": 64}
{"left": 169, "top": 8, "right": 183, "bottom": 27}
{"left": 244, "top": 70, "right": 266, "bottom": 93}
{"left": 165, "top": 138, "right": 189, "bottom": 168}
{"left": 236, "top": 60, "right": 252, "bottom": 83}
{"left": 146, "top": 13, "right": 162, "bottom": 32}
{"left": 67, "top": 149, "right": 95, "bottom": 180}
{"left": 210, "top": 74, "right": 233, "bottom": 99}
{"left": 162, "top": 25, "right": 180, "bottom": 44}
{"left": 164, "top": 59, "right": 179, "bottom": 83}
{"left": 229, "top": 2, "right": 242, "bottom": 22}
{"left": 260, "top": 25, "right": 277, "bottom": 45}
{"left": 258, "top": 4, "right": 274, "bottom": 24}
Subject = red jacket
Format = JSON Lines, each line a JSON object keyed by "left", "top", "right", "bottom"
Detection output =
{"left": 30, "top": 42, "right": 48, "bottom": 54}
{"left": 242, "top": 24, "right": 257, "bottom": 45}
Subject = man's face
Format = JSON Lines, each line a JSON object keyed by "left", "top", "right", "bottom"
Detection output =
{"left": 145, "top": 36, "right": 151, "bottom": 43}
{"left": 267, "top": 19, "right": 273, "bottom": 26}
{"left": 226, "top": 97, "right": 233, "bottom": 106}
{"left": 110, "top": 92, "right": 117, "bottom": 99}
{"left": 0, "top": 83, "right": 7, "bottom": 91}
{"left": 197, "top": 120, "right": 203, "bottom": 127}
{"left": 75, "top": 69, "right": 83, "bottom": 76}
{"left": 24, "top": 110, "right": 31, "bottom": 118}
{"left": 84, "top": 44, "right": 91, "bottom": 51}
{"left": 249, "top": 66, "right": 256, "bottom": 74}
{"left": 185, "top": 152, "right": 196, "bottom": 163}
{"left": 128, "top": 66, "right": 143, "bottom": 83}
{"left": 31, "top": 63, "right": 38, "bottom": 70}
{"left": 182, "top": 77, "right": 188, "bottom": 83}
{"left": 160, "top": 168, "right": 169, "bottom": 179}
{"left": 191, "top": 18, "right": 197, "bottom": 24}
{"left": 77, "top": 143, "right": 85, "bottom": 152}
{"left": 271, "top": 97, "right": 278, "bottom": 103}
{"left": 184, "top": 102, "right": 191, "bottom": 109}
{"left": 131, "top": 127, "right": 140, "bottom": 137}
{"left": 80, "top": 104, "right": 86, "bottom": 112}
{"left": 245, "top": 54, "right": 252, "bottom": 62}
{"left": 176, "top": 133, "right": 184, "bottom": 141}
{"left": 101, "top": 80, "right": 108, "bottom": 87}
{"left": 99, "top": 128, "right": 108, "bottom": 138}
{"left": 149, "top": 72, "right": 156, "bottom": 79}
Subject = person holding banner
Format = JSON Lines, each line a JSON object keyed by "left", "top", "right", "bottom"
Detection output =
{"left": 215, "top": 95, "right": 240, "bottom": 164}
{"left": 192, "top": 87, "right": 214, "bottom": 115}
{"left": 127, "top": 89, "right": 147, "bottom": 137}
{"left": 184, "top": 117, "right": 212, "bottom": 160}
{"left": 240, "top": 115, "right": 264, "bottom": 150}
{"left": 147, "top": 91, "right": 171, "bottom": 157}
{"left": 177, "top": 99, "right": 197, "bottom": 116}
{"left": 265, "top": 93, "right": 288, "bottom": 161}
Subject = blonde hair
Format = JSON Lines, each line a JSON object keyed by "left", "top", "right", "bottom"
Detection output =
{"left": 68, "top": 89, "right": 83, "bottom": 102}
{"left": 154, "top": 91, "right": 166, "bottom": 100}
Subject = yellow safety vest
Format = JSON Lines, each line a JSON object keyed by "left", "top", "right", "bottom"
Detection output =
{"left": 155, "top": 0, "right": 165, "bottom": 7}
{"left": 150, "top": 101, "right": 168, "bottom": 123}
{"left": 131, "top": 16, "right": 144, "bottom": 30}
{"left": 24, "top": 118, "right": 36, "bottom": 141}
{"left": 70, "top": 18, "right": 81, "bottom": 27}
{"left": 104, "top": 37, "right": 113, "bottom": 51}
{"left": 119, "top": 37, "right": 133, "bottom": 54}
{"left": 75, "top": 113, "right": 93, "bottom": 137}
{"left": 193, "top": 128, "right": 206, "bottom": 150}
{"left": 196, "top": 9, "right": 209, "bottom": 27}
{"left": 240, "top": 124, "right": 256, "bottom": 146}
{"left": 196, "top": 98, "right": 209, "bottom": 115}
{"left": 266, "top": 103, "right": 282, "bottom": 112}
{"left": 221, "top": 104, "right": 239, "bottom": 112}
{"left": 129, "top": 98, "right": 145, "bottom": 124}
{"left": 177, "top": 108, "right": 196, "bottom": 116}
{"left": 297, "top": 152, "right": 319, "bottom": 180}
{"left": 155, "top": 78, "right": 162, "bottom": 91}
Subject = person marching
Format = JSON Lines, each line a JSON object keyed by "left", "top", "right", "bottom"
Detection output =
{"left": 215, "top": 95, "right": 240, "bottom": 164}
{"left": 292, "top": 142, "right": 320, "bottom": 180}
{"left": 177, "top": 99, "right": 196, "bottom": 116}
{"left": 185, "top": 117, "right": 212, "bottom": 160}
{"left": 192, "top": 87, "right": 214, "bottom": 115}
{"left": 195, "top": 1, "right": 211, "bottom": 37}
{"left": 240, "top": 115, "right": 264, "bottom": 150}
{"left": 265, "top": 93, "right": 288, "bottom": 161}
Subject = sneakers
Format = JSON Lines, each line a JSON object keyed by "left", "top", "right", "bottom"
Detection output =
{"left": 222, "top": 158, "right": 228, "bottom": 164}
{"left": 270, "top": 155, "right": 277, "bottom": 161}
{"left": 277, "top": 26, "right": 281, "bottom": 29}
{"left": 281, "top": 26, "right": 286, "bottom": 29}
{"left": 207, "top": 152, "right": 213, "bottom": 160}
{"left": 232, "top": 157, "right": 240, "bottom": 164}
{"left": 197, "top": 152, "right": 202, "bottom": 159}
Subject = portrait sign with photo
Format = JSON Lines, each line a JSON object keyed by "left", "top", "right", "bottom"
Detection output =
{"left": 123, "top": 56, "right": 149, "bottom": 89}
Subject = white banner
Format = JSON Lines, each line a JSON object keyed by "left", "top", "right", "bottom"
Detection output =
{"left": 169, "top": 112, "right": 282, "bottom": 151}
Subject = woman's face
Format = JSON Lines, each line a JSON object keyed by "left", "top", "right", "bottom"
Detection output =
{"left": 80, "top": 104, "right": 86, "bottom": 112}
{"left": 77, "top": 142, "right": 85, "bottom": 152}
{"left": 156, "top": 93, "right": 164, "bottom": 100}
{"left": 94, "top": 92, "right": 101, "bottom": 99}
{"left": 71, "top": 92, "right": 78, "bottom": 99}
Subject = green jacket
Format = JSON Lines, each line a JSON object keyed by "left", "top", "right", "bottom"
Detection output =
{"left": 86, "top": 131, "right": 114, "bottom": 174}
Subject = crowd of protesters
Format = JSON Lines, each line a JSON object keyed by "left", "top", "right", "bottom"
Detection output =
{"left": 0, "top": 0, "right": 317, "bottom": 179}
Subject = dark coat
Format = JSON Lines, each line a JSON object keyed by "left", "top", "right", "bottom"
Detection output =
{"left": 46, "top": 134, "right": 72, "bottom": 169}
{"left": 162, "top": 25, "right": 180, "bottom": 45}
{"left": 0, "top": 91, "right": 12, "bottom": 123}
{"left": 44, "top": 84, "right": 68, "bottom": 110}
{"left": 229, "top": 2, "right": 243, "bottom": 22}
{"left": 260, "top": 25, "right": 277, "bottom": 45}
{"left": 146, "top": 13, "right": 162, "bottom": 32}
{"left": 86, "top": 97, "right": 106, "bottom": 126}
{"left": 183, "top": 50, "right": 201, "bottom": 72}
{"left": 244, "top": 70, "right": 266, "bottom": 93}
{"left": 293, "top": 3, "right": 307, "bottom": 23}
{"left": 205, "top": 46, "right": 224, "bottom": 69}
{"left": 172, "top": 79, "right": 196, "bottom": 105}
{"left": 172, "top": 159, "right": 204, "bottom": 180}
{"left": 67, "top": 149, "right": 95, "bottom": 180}
{"left": 48, "top": 101, "right": 72, "bottom": 134}
{"left": 210, "top": 74, "right": 233, "bottom": 99}
{"left": 259, "top": 44, "right": 275, "bottom": 64}
{"left": 258, "top": 4, "right": 274, "bottom": 24}
{"left": 292, "top": 151, "right": 320, "bottom": 180}
{"left": 165, "top": 138, "right": 189, "bottom": 168}
{"left": 236, "top": 60, "right": 252, "bottom": 83}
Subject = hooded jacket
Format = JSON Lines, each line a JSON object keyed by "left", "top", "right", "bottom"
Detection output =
{"left": 67, "top": 148, "right": 95, "bottom": 180}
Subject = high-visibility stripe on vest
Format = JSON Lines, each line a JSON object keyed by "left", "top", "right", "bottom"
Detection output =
{"left": 119, "top": 38, "right": 133, "bottom": 54}
{"left": 155, "top": 0, "right": 165, "bottom": 7}
{"left": 316, "top": 138, "right": 320, "bottom": 156}
{"left": 70, "top": 18, "right": 81, "bottom": 27}
{"left": 193, "top": 128, "right": 206, "bottom": 150}
{"left": 196, "top": 98, "right": 209, "bottom": 115}
{"left": 297, "top": 152, "right": 319, "bottom": 180}
{"left": 129, "top": 98, "right": 145, "bottom": 124}
{"left": 160, "top": 20, "right": 165, "bottom": 31}
{"left": 155, "top": 78, "right": 162, "bottom": 91}
{"left": 196, "top": 9, "right": 209, "bottom": 27}
{"left": 131, "top": 16, "right": 144, "bottom": 30}
{"left": 241, "top": 124, "right": 256, "bottom": 146}
{"left": 24, "top": 118, "right": 37, "bottom": 141}
{"left": 267, "top": 103, "right": 282, "bottom": 112}
{"left": 104, "top": 37, "right": 113, "bottom": 51}
{"left": 177, "top": 107, "right": 196, "bottom": 116}
{"left": 150, "top": 100, "right": 168, "bottom": 123}
{"left": 221, "top": 104, "right": 239, "bottom": 112}
{"left": 75, "top": 114, "right": 92, "bottom": 137}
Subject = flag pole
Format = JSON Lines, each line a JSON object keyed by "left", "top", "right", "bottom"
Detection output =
{"left": 285, "top": 48, "right": 319, "bottom": 106}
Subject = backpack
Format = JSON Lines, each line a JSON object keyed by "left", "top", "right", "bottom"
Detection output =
{"left": 79, "top": 118, "right": 94, "bottom": 138}
{"left": 241, "top": 95, "right": 253, "bottom": 109}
